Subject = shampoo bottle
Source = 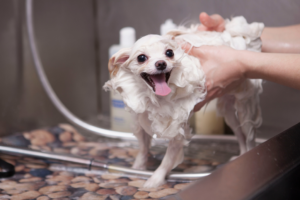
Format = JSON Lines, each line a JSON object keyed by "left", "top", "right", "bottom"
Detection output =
{"left": 195, "top": 99, "right": 224, "bottom": 135}
{"left": 109, "top": 27, "right": 136, "bottom": 132}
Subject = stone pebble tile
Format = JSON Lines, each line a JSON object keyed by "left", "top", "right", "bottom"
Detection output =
{"left": 0, "top": 124, "right": 217, "bottom": 199}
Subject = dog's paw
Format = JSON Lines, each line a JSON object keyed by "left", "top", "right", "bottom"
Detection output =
{"left": 143, "top": 175, "right": 165, "bottom": 188}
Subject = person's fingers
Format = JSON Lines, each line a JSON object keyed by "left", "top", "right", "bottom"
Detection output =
{"left": 197, "top": 24, "right": 208, "bottom": 31}
{"left": 193, "top": 101, "right": 206, "bottom": 112}
{"left": 187, "top": 46, "right": 205, "bottom": 58}
{"left": 181, "top": 43, "right": 192, "bottom": 53}
{"left": 182, "top": 45, "right": 212, "bottom": 59}
{"left": 198, "top": 12, "right": 208, "bottom": 31}
{"left": 199, "top": 12, "right": 218, "bottom": 28}
{"left": 210, "top": 14, "right": 225, "bottom": 27}
{"left": 181, "top": 43, "right": 203, "bottom": 56}
{"left": 181, "top": 45, "right": 213, "bottom": 66}
{"left": 211, "top": 14, "right": 225, "bottom": 32}
{"left": 193, "top": 95, "right": 216, "bottom": 111}
{"left": 193, "top": 87, "right": 220, "bottom": 111}
{"left": 199, "top": 12, "right": 225, "bottom": 32}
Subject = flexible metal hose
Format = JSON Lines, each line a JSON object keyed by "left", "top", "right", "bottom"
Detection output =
{"left": 0, "top": 145, "right": 210, "bottom": 179}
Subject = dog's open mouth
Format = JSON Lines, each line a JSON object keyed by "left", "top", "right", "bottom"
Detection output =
{"left": 140, "top": 72, "right": 171, "bottom": 96}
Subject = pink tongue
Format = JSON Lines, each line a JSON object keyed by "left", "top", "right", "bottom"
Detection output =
{"left": 150, "top": 74, "right": 171, "bottom": 96}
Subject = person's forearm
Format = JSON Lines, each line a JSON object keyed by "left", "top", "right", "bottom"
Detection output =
{"left": 261, "top": 25, "right": 300, "bottom": 53}
{"left": 242, "top": 51, "right": 300, "bottom": 90}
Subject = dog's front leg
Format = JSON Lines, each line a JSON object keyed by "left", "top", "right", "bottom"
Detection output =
{"left": 143, "top": 136, "right": 184, "bottom": 188}
{"left": 132, "top": 126, "right": 152, "bottom": 170}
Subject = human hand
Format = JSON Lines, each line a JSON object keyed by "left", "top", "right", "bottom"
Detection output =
{"left": 183, "top": 45, "right": 247, "bottom": 111}
{"left": 197, "top": 12, "right": 225, "bottom": 32}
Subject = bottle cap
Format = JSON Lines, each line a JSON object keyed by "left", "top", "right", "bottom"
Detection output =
{"left": 120, "top": 27, "right": 136, "bottom": 47}
{"left": 160, "top": 19, "right": 177, "bottom": 35}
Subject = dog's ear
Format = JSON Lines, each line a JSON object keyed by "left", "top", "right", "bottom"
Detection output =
{"left": 166, "top": 30, "right": 183, "bottom": 39}
{"left": 108, "top": 48, "right": 131, "bottom": 77}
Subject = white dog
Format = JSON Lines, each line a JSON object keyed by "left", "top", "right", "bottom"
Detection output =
{"left": 104, "top": 16, "right": 264, "bottom": 187}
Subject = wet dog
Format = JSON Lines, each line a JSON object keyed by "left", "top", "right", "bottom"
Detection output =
{"left": 104, "top": 16, "right": 264, "bottom": 187}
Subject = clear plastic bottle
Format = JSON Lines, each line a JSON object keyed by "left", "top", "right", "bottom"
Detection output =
{"left": 109, "top": 27, "right": 136, "bottom": 132}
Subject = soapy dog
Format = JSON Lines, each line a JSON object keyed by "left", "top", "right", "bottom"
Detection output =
{"left": 104, "top": 16, "right": 264, "bottom": 187}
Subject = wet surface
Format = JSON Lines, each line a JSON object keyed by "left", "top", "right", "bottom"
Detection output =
{"left": 0, "top": 124, "right": 239, "bottom": 199}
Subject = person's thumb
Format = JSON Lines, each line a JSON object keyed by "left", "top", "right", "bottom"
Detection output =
{"left": 182, "top": 44, "right": 209, "bottom": 60}
{"left": 181, "top": 43, "right": 192, "bottom": 53}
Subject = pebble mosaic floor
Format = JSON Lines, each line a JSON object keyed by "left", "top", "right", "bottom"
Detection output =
{"left": 0, "top": 124, "right": 238, "bottom": 199}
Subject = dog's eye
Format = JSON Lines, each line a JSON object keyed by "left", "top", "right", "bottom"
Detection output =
{"left": 165, "top": 49, "right": 174, "bottom": 58}
{"left": 137, "top": 54, "right": 147, "bottom": 63}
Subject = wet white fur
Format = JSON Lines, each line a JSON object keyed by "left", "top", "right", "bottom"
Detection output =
{"left": 104, "top": 16, "right": 264, "bottom": 187}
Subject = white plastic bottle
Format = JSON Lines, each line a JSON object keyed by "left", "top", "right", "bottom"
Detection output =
{"left": 160, "top": 19, "right": 177, "bottom": 35}
{"left": 109, "top": 27, "right": 135, "bottom": 132}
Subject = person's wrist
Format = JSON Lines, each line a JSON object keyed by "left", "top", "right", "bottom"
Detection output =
{"left": 237, "top": 51, "right": 253, "bottom": 78}
{"left": 234, "top": 50, "right": 249, "bottom": 79}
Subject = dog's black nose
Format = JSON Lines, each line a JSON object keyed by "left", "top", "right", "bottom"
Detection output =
{"left": 155, "top": 60, "right": 167, "bottom": 70}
